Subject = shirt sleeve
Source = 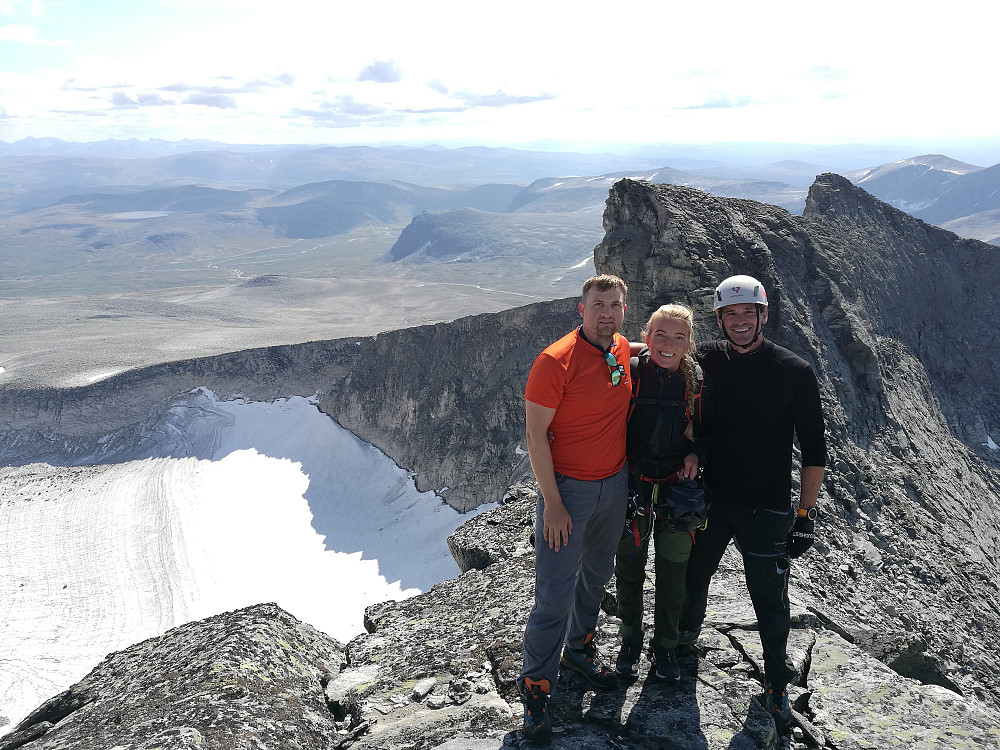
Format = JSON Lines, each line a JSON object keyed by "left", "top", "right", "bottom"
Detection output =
{"left": 524, "top": 352, "right": 565, "bottom": 409}
{"left": 794, "top": 366, "right": 827, "bottom": 468}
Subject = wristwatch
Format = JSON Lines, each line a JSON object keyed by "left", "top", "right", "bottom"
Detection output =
{"left": 797, "top": 506, "right": 818, "bottom": 520}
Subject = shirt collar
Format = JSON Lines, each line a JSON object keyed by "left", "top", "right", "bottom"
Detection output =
{"left": 576, "top": 325, "right": 617, "bottom": 353}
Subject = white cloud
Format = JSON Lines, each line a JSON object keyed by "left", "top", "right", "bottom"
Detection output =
{"left": 0, "top": 0, "right": 45, "bottom": 16}
{"left": 358, "top": 59, "right": 403, "bottom": 84}
{"left": 0, "top": 22, "right": 33, "bottom": 41}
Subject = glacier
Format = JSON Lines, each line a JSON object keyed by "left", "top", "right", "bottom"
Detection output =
{"left": 0, "top": 388, "right": 486, "bottom": 734}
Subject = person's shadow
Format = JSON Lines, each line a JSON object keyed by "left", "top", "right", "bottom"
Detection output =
{"left": 628, "top": 649, "right": 709, "bottom": 749}
{"left": 564, "top": 646, "right": 709, "bottom": 749}
{"left": 726, "top": 689, "right": 785, "bottom": 750}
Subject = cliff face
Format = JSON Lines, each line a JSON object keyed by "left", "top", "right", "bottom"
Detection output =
{"left": 596, "top": 174, "right": 999, "bottom": 453}
{"left": 0, "top": 339, "right": 363, "bottom": 464}
{"left": 314, "top": 299, "right": 576, "bottom": 511}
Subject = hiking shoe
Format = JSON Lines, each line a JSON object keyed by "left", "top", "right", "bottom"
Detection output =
{"left": 677, "top": 628, "right": 700, "bottom": 647}
{"left": 764, "top": 682, "right": 793, "bottom": 729}
{"left": 560, "top": 632, "right": 618, "bottom": 690}
{"left": 651, "top": 646, "right": 680, "bottom": 682}
{"left": 520, "top": 677, "right": 552, "bottom": 744}
{"left": 614, "top": 639, "right": 642, "bottom": 679}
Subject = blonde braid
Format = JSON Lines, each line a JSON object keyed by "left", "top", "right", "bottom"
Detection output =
{"left": 680, "top": 353, "right": 698, "bottom": 441}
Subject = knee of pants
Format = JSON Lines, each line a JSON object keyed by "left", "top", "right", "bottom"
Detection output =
{"left": 615, "top": 557, "right": 647, "bottom": 586}
{"left": 532, "top": 571, "right": 581, "bottom": 618}
{"left": 655, "top": 528, "right": 693, "bottom": 564}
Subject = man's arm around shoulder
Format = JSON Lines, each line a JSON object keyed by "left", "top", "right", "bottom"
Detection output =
{"left": 525, "top": 399, "right": 572, "bottom": 552}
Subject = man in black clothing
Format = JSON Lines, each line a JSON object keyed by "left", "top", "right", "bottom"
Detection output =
{"left": 678, "top": 274, "right": 826, "bottom": 730}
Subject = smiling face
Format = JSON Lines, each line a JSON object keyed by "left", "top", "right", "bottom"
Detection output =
{"left": 578, "top": 286, "right": 626, "bottom": 349}
{"left": 717, "top": 302, "right": 768, "bottom": 352}
{"left": 645, "top": 314, "right": 692, "bottom": 371}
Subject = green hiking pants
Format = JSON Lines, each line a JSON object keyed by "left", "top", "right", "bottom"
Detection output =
{"left": 615, "top": 509, "right": 693, "bottom": 650}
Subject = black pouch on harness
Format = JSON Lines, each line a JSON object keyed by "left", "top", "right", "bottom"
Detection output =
{"left": 660, "top": 478, "right": 709, "bottom": 532}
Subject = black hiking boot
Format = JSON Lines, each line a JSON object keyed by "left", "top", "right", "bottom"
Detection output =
{"left": 520, "top": 677, "right": 552, "bottom": 744}
{"left": 651, "top": 645, "right": 680, "bottom": 682}
{"left": 560, "top": 631, "right": 618, "bottom": 690}
{"left": 764, "top": 681, "right": 793, "bottom": 729}
{"left": 614, "top": 639, "right": 642, "bottom": 679}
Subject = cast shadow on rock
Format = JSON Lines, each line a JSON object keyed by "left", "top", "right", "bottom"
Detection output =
{"left": 726, "top": 693, "right": 783, "bottom": 750}
{"left": 628, "top": 664, "right": 708, "bottom": 750}
{"left": 550, "top": 658, "right": 709, "bottom": 749}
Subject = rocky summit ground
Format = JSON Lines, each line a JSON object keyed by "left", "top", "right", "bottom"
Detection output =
{"left": 4, "top": 488, "right": 1000, "bottom": 750}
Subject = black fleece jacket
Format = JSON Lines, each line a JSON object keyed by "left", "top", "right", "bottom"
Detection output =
{"left": 699, "top": 338, "right": 826, "bottom": 510}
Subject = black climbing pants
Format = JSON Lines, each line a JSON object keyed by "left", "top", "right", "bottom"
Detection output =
{"left": 679, "top": 496, "right": 797, "bottom": 686}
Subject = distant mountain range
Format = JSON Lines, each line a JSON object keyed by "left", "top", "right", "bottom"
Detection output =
{"left": 844, "top": 155, "right": 1000, "bottom": 243}
{"left": 2, "top": 142, "right": 998, "bottom": 303}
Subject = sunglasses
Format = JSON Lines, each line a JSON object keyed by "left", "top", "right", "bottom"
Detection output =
{"left": 604, "top": 351, "right": 623, "bottom": 387}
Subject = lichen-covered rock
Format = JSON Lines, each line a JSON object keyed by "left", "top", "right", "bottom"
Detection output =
{"left": 447, "top": 484, "right": 537, "bottom": 572}
{"left": 0, "top": 604, "right": 346, "bottom": 750}
{"left": 806, "top": 632, "right": 1000, "bottom": 750}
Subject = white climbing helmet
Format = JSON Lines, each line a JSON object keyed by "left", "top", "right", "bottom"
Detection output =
{"left": 713, "top": 275, "right": 768, "bottom": 310}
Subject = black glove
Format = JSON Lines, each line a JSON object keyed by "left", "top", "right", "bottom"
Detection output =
{"left": 786, "top": 515, "right": 816, "bottom": 558}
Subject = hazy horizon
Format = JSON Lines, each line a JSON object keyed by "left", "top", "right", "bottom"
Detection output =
{"left": 4, "top": 135, "right": 999, "bottom": 175}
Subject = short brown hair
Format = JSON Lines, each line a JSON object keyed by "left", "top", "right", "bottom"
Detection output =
{"left": 581, "top": 274, "right": 627, "bottom": 303}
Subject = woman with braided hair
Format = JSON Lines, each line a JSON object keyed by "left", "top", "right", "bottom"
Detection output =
{"left": 614, "top": 304, "right": 705, "bottom": 682}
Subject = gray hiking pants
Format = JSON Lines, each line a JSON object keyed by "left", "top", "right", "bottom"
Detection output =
{"left": 519, "top": 465, "right": 628, "bottom": 691}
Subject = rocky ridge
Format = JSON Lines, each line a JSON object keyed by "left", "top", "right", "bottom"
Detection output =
{"left": 0, "top": 302, "right": 572, "bottom": 512}
{"left": 3, "top": 174, "right": 1000, "bottom": 747}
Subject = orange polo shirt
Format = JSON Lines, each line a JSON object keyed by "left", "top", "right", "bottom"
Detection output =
{"left": 524, "top": 329, "right": 631, "bottom": 481}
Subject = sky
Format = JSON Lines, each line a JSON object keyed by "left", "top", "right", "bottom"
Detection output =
{"left": 0, "top": 0, "right": 997, "bottom": 154}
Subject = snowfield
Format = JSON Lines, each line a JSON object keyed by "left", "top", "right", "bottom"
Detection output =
{"left": 0, "top": 389, "right": 486, "bottom": 734}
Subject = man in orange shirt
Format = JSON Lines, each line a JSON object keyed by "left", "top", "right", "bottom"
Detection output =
{"left": 517, "top": 274, "right": 632, "bottom": 744}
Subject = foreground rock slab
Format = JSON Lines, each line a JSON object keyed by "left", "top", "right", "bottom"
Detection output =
{"left": 0, "top": 604, "right": 347, "bottom": 750}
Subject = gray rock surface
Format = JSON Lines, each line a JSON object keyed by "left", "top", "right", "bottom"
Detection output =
{"left": 0, "top": 603, "right": 348, "bottom": 750}
{"left": 8, "top": 491, "right": 1000, "bottom": 749}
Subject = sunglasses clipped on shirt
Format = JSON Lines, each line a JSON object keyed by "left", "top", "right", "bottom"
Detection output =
{"left": 604, "top": 351, "right": 624, "bottom": 387}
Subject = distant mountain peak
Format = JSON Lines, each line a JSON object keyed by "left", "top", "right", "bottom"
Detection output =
{"left": 853, "top": 154, "right": 981, "bottom": 183}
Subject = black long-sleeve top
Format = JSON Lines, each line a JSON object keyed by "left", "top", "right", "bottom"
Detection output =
{"left": 699, "top": 339, "right": 826, "bottom": 510}
{"left": 626, "top": 353, "right": 698, "bottom": 480}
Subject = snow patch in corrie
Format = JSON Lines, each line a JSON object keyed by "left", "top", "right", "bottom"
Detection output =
{"left": 0, "top": 389, "right": 485, "bottom": 734}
